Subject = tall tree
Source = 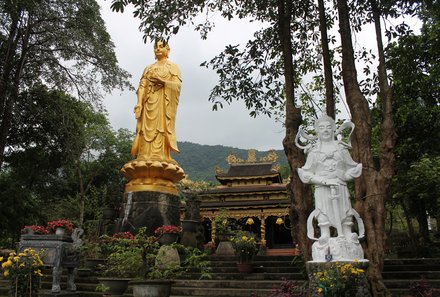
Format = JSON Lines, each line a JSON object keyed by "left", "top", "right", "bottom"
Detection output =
{"left": 336, "top": 0, "right": 395, "bottom": 294}
{"left": 0, "top": 0, "right": 131, "bottom": 167}
{"left": 388, "top": 2, "right": 440, "bottom": 245}
{"left": 2, "top": 85, "right": 133, "bottom": 237}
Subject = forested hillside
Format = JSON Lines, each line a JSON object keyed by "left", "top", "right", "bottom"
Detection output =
{"left": 174, "top": 141, "right": 287, "bottom": 183}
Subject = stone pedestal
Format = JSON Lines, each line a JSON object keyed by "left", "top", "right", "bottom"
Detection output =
{"left": 306, "top": 260, "right": 371, "bottom": 297}
{"left": 19, "top": 234, "right": 80, "bottom": 293}
{"left": 156, "top": 245, "right": 180, "bottom": 269}
{"left": 215, "top": 240, "right": 235, "bottom": 256}
{"left": 118, "top": 191, "right": 180, "bottom": 236}
{"left": 312, "top": 236, "right": 364, "bottom": 262}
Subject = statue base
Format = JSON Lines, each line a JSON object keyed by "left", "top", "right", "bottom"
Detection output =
{"left": 120, "top": 159, "right": 185, "bottom": 195}
{"left": 118, "top": 191, "right": 180, "bottom": 236}
{"left": 306, "top": 260, "right": 371, "bottom": 297}
{"left": 312, "top": 236, "right": 364, "bottom": 262}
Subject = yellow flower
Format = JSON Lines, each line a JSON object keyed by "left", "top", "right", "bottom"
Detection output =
{"left": 35, "top": 269, "right": 43, "bottom": 276}
{"left": 3, "top": 270, "right": 9, "bottom": 277}
{"left": 0, "top": 256, "right": 3, "bottom": 261}
{"left": 2, "top": 260, "right": 12, "bottom": 268}
{"left": 242, "top": 236, "right": 248, "bottom": 241}
{"left": 317, "top": 288, "right": 323, "bottom": 294}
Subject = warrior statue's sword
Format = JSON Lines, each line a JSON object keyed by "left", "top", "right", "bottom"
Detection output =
{"left": 330, "top": 185, "right": 344, "bottom": 237}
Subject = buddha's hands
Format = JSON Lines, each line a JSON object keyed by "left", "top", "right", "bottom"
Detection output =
{"left": 134, "top": 104, "right": 141, "bottom": 119}
{"left": 148, "top": 76, "right": 165, "bottom": 91}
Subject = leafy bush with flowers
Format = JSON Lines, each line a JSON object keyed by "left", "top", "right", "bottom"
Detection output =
{"left": 203, "top": 242, "right": 216, "bottom": 255}
{"left": 97, "top": 227, "right": 212, "bottom": 281}
{"left": 409, "top": 279, "right": 438, "bottom": 297}
{"left": 82, "top": 232, "right": 137, "bottom": 261}
{"left": 154, "top": 225, "right": 182, "bottom": 235}
{"left": 230, "top": 230, "right": 258, "bottom": 263}
{"left": 266, "top": 278, "right": 305, "bottom": 297}
{"left": 47, "top": 219, "right": 74, "bottom": 234}
{"left": 214, "top": 208, "right": 234, "bottom": 235}
{"left": 112, "top": 231, "right": 135, "bottom": 240}
{"left": 314, "top": 261, "right": 365, "bottom": 296}
{"left": 0, "top": 248, "right": 44, "bottom": 297}
{"left": 21, "top": 225, "right": 48, "bottom": 235}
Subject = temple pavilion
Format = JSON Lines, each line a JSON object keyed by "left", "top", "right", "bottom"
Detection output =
{"left": 199, "top": 149, "right": 296, "bottom": 253}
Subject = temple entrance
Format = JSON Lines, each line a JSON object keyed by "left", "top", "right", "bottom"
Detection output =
{"left": 265, "top": 216, "right": 293, "bottom": 249}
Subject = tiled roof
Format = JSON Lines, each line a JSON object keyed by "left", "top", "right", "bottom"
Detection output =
{"left": 217, "top": 163, "right": 277, "bottom": 178}
{"left": 203, "top": 184, "right": 286, "bottom": 195}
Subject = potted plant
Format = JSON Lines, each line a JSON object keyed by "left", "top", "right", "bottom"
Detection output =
{"left": 0, "top": 248, "right": 45, "bottom": 297}
{"left": 81, "top": 239, "right": 105, "bottom": 271}
{"left": 47, "top": 218, "right": 74, "bottom": 235}
{"left": 313, "top": 261, "right": 366, "bottom": 296}
{"left": 203, "top": 242, "right": 216, "bottom": 255}
{"left": 96, "top": 232, "right": 138, "bottom": 295}
{"left": 213, "top": 209, "right": 236, "bottom": 256}
{"left": 230, "top": 231, "right": 258, "bottom": 273}
{"left": 214, "top": 209, "right": 233, "bottom": 241}
{"left": 128, "top": 228, "right": 212, "bottom": 297}
{"left": 154, "top": 225, "right": 182, "bottom": 245}
{"left": 21, "top": 225, "right": 49, "bottom": 235}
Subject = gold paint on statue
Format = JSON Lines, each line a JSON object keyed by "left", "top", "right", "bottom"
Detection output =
{"left": 121, "top": 40, "right": 184, "bottom": 195}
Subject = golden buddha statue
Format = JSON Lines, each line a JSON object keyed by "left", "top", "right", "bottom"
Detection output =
{"left": 121, "top": 40, "right": 185, "bottom": 195}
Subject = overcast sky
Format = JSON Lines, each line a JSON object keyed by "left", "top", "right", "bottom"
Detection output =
{"left": 98, "top": 1, "right": 286, "bottom": 151}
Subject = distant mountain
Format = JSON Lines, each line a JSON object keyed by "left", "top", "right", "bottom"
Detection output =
{"left": 173, "top": 141, "right": 288, "bottom": 183}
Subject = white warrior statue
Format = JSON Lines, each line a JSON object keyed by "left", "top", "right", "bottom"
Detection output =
{"left": 296, "top": 115, "right": 365, "bottom": 261}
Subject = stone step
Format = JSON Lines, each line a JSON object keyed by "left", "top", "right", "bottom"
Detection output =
{"left": 384, "top": 258, "right": 440, "bottom": 265}
{"left": 2, "top": 257, "right": 440, "bottom": 297}
{"left": 383, "top": 264, "right": 440, "bottom": 271}
{"left": 171, "top": 286, "right": 273, "bottom": 297}
{"left": 384, "top": 279, "right": 440, "bottom": 289}
{"left": 173, "top": 279, "right": 290, "bottom": 289}
{"left": 383, "top": 271, "right": 440, "bottom": 279}
{"left": 193, "top": 266, "right": 303, "bottom": 274}
{"left": 184, "top": 272, "right": 305, "bottom": 281}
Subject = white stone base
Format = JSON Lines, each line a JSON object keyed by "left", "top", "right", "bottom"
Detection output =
{"left": 312, "top": 236, "right": 364, "bottom": 262}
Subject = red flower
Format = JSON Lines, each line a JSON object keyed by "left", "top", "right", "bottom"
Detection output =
{"left": 154, "top": 225, "right": 182, "bottom": 235}
{"left": 47, "top": 219, "right": 74, "bottom": 234}
{"left": 21, "top": 225, "right": 49, "bottom": 234}
{"left": 112, "top": 232, "right": 135, "bottom": 240}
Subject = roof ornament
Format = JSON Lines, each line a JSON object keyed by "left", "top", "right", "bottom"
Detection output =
{"left": 226, "top": 150, "right": 279, "bottom": 164}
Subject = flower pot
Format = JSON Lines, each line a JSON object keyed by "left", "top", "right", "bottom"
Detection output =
{"left": 216, "top": 232, "right": 233, "bottom": 242}
{"left": 55, "top": 227, "right": 66, "bottom": 235}
{"left": 181, "top": 220, "right": 200, "bottom": 247}
{"left": 131, "top": 280, "right": 173, "bottom": 297}
{"left": 237, "top": 262, "right": 252, "bottom": 273}
{"left": 215, "top": 239, "right": 235, "bottom": 256}
{"left": 84, "top": 258, "right": 106, "bottom": 271}
{"left": 181, "top": 220, "right": 199, "bottom": 233}
{"left": 97, "top": 277, "right": 130, "bottom": 295}
{"left": 158, "top": 233, "right": 179, "bottom": 245}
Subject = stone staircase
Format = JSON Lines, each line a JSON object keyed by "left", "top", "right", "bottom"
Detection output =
{"left": 1, "top": 256, "right": 440, "bottom": 296}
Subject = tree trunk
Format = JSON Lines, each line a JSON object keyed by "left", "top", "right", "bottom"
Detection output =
{"left": 416, "top": 199, "right": 430, "bottom": 243}
{"left": 317, "top": 0, "right": 335, "bottom": 118}
{"left": 277, "top": 0, "right": 312, "bottom": 260}
{"left": 0, "top": 9, "right": 22, "bottom": 168}
{"left": 336, "top": 0, "right": 395, "bottom": 296}
{"left": 401, "top": 199, "right": 416, "bottom": 245}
